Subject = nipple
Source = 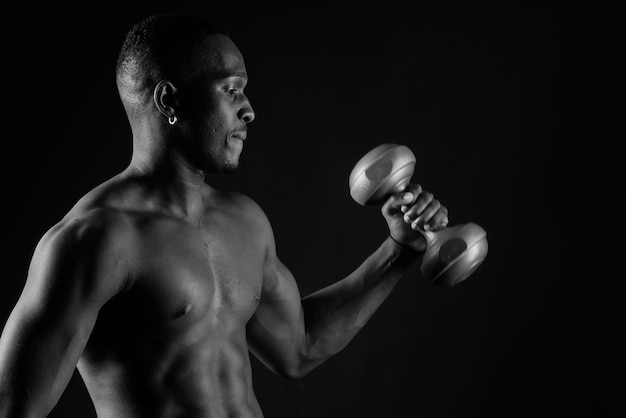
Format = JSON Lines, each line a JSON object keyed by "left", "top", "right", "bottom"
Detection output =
{"left": 173, "top": 304, "right": 192, "bottom": 319}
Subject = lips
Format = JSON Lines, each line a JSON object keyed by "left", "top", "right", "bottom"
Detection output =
{"left": 231, "top": 131, "right": 247, "bottom": 141}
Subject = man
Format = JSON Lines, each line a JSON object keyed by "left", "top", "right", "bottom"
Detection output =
{"left": 0, "top": 13, "right": 448, "bottom": 417}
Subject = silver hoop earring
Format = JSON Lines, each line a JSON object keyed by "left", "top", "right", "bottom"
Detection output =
{"left": 168, "top": 115, "right": 178, "bottom": 125}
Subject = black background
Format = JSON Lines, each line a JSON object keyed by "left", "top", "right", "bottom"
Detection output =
{"left": 1, "top": 1, "right": 621, "bottom": 417}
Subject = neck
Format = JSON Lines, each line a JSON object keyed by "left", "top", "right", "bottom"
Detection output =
{"left": 125, "top": 121, "right": 208, "bottom": 223}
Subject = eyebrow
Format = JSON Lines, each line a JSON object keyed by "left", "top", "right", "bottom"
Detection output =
{"left": 217, "top": 71, "right": 248, "bottom": 81}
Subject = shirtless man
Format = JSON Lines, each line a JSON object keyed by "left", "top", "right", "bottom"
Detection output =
{"left": 0, "top": 14, "right": 448, "bottom": 417}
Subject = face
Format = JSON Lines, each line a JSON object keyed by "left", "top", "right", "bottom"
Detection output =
{"left": 182, "top": 35, "right": 255, "bottom": 174}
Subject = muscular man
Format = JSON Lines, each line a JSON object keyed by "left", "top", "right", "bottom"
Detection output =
{"left": 0, "top": 14, "right": 448, "bottom": 417}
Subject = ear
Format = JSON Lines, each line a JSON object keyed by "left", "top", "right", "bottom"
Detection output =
{"left": 153, "top": 80, "right": 179, "bottom": 120}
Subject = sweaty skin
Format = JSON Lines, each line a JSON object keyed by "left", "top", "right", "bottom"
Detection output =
{"left": 0, "top": 30, "right": 448, "bottom": 418}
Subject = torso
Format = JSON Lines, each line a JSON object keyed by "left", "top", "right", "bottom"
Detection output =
{"left": 71, "top": 175, "right": 268, "bottom": 417}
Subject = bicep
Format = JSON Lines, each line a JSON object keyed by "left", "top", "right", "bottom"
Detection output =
{"left": 0, "top": 290, "right": 99, "bottom": 409}
{"left": 246, "top": 219, "right": 307, "bottom": 377}
{"left": 245, "top": 196, "right": 304, "bottom": 331}
{"left": 16, "top": 220, "right": 118, "bottom": 335}
{"left": 0, "top": 220, "right": 122, "bottom": 415}
{"left": 0, "top": 305, "right": 99, "bottom": 416}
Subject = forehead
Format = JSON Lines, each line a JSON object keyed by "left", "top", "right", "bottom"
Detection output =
{"left": 200, "top": 34, "right": 247, "bottom": 80}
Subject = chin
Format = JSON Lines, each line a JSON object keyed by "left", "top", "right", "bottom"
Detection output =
{"left": 202, "top": 147, "right": 242, "bottom": 175}
{"left": 221, "top": 164, "right": 239, "bottom": 175}
{"left": 206, "top": 158, "right": 239, "bottom": 175}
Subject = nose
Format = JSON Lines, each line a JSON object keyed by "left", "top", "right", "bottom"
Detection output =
{"left": 238, "top": 97, "right": 255, "bottom": 124}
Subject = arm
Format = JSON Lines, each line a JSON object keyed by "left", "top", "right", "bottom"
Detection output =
{"left": 0, "top": 214, "right": 126, "bottom": 417}
{"left": 246, "top": 184, "right": 447, "bottom": 379}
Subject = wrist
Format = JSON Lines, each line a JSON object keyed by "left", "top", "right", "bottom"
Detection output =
{"left": 388, "top": 234, "right": 423, "bottom": 255}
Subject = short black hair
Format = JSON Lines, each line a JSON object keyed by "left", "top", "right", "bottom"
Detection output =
{"left": 116, "top": 13, "right": 229, "bottom": 96}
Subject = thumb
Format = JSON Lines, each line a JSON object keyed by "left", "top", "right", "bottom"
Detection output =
{"left": 382, "top": 191, "right": 414, "bottom": 215}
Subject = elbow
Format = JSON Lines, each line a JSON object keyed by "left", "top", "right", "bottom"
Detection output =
{"left": 276, "top": 353, "right": 322, "bottom": 380}
{"left": 272, "top": 352, "right": 312, "bottom": 380}
{"left": 272, "top": 358, "right": 306, "bottom": 380}
{"left": 278, "top": 364, "right": 309, "bottom": 380}
{"left": 278, "top": 337, "right": 333, "bottom": 379}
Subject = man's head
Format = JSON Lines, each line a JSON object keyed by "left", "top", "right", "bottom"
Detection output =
{"left": 117, "top": 13, "right": 255, "bottom": 174}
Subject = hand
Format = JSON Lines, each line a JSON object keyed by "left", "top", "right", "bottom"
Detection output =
{"left": 381, "top": 184, "right": 449, "bottom": 252}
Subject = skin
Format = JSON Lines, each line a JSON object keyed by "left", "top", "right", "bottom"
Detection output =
{"left": 0, "top": 34, "right": 448, "bottom": 417}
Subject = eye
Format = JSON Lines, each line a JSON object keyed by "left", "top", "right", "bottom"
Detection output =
{"left": 226, "top": 87, "right": 237, "bottom": 96}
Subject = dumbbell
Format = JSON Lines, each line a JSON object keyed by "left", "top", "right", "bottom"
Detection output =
{"left": 349, "top": 143, "right": 488, "bottom": 286}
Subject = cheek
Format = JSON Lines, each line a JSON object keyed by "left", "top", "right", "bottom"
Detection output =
{"left": 209, "top": 105, "right": 236, "bottom": 140}
{"left": 186, "top": 93, "right": 233, "bottom": 141}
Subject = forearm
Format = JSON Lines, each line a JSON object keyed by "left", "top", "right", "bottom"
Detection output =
{"left": 299, "top": 236, "right": 419, "bottom": 372}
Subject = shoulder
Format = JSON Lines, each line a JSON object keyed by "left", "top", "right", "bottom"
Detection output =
{"left": 211, "top": 190, "right": 276, "bottom": 245}
{"left": 41, "top": 208, "right": 132, "bottom": 254}
{"left": 214, "top": 190, "right": 272, "bottom": 228}
{"left": 30, "top": 208, "right": 133, "bottom": 298}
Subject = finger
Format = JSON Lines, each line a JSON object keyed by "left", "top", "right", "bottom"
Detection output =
{"left": 423, "top": 206, "right": 449, "bottom": 231}
{"left": 403, "top": 191, "right": 434, "bottom": 222}
{"left": 383, "top": 184, "right": 423, "bottom": 216}
{"left": 410, "top": 199, "right": 441, "bottom": 230}
{"left": 399, "top": 184, "right": 422, "bottom": 213}
{"left": 382, "top": 188, "right": 416, "bottom": 216}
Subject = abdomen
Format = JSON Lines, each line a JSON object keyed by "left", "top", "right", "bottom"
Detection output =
{"left": 79, "top": 325, "right": 263, "bottom": 418}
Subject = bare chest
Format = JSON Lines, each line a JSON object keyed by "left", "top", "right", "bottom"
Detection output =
{"left": 105, "top": 215, "right": 265, "bottom": 335}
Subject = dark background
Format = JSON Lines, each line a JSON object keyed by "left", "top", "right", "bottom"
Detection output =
{"left": 1, "top": 1, "right": 621, "bottom": 417}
